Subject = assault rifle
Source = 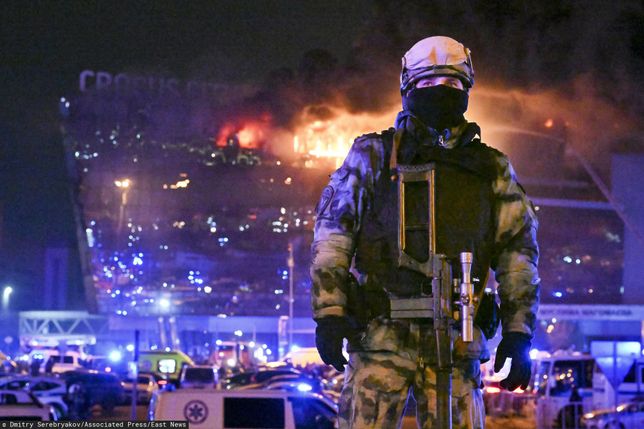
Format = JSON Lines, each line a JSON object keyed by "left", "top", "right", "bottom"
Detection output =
{"left": 390, "top": 159, "right": 475, "bottom": 429}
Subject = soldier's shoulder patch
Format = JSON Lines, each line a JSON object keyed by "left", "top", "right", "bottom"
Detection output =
{"left": 315, "top": 185, "right": 335, "bottom": 215}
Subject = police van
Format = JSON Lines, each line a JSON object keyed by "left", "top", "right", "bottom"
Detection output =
{"left": 149, "top": 388, "right": 337, "bottom": 428}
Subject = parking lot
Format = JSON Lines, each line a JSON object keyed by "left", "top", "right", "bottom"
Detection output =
{"left": 89, "top": 404, "right": 536, "bottom": 428}
{"left": 0, "top": 364, "right": 538, "bottom": 428}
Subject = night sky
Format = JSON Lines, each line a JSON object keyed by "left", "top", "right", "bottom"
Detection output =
{"left": 2, "top": 1, "right": 370, "bottom": 101}
{"left": 1, "top": 1, "right": 642, "bottom": 310}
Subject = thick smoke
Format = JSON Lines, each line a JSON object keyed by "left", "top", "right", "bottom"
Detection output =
{"left": 239, "top": 0, "right": 643, "bottom": 172}
{"left": 138, "top": 0, "right": 643, "bottom": 171}
{"left": 468, "top": 78, "right": 640, "bottom": 179}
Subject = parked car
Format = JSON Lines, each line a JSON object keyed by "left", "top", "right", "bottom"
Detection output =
{"left": 0, "top": 389, "right": 53, "bottom": 420}
{"left": 0, "top": 376, "right": 29, "bottom": 390}
{"left": 0, "top": 375, "right": 68, "bottom": 417}
{"left": 180, "top": 365, "right": 217, "bottom": 389}
{"left": 256, "top": 374, "right": 325, "bottom": 394}
{"left": 149, "top": 388, "right": 336, "bottom": 428}
{"left": 223, "top": 368, "right": 301, "bottom": 390}
{"left": 59, "top": 370, "right": 125, "bottom": 412}
{"left": 582, "top": 398, "right": 644, "bottom": 429}
{"left": 121, "top": 373, "right": 158, "bottom": 404}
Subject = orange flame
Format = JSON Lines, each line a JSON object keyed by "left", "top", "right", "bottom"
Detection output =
{"left": 292, "top": 106, "right": 397, "bottom": 167}
{"left": 216, "top": 116, "right": 271, "bottom": 149}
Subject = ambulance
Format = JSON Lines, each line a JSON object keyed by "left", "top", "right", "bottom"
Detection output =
{"left": 149, "top": 389, "right": 337, "bottom": 428}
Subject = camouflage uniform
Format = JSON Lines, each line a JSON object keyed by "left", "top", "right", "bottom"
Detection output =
{"left": 310, "top": 116, "right": 540, "bottom": 429}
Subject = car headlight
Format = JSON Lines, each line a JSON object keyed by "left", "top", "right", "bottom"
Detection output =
{"left": 297, "top": 383, "right": 313, "bottom": 392}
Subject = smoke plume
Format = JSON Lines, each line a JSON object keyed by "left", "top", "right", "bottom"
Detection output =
{"left": 216, "top": 0, "right": 644, "bottom": 172}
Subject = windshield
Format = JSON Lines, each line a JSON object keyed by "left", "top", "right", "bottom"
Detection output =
{"left": 185, "top": 368, "right": 214, "bottom": 382}
{"left": 50, "top": 356, "right": 74, "bottom": 364}
{"left": 550, "top": 359, "right": 594, "bottom": 397}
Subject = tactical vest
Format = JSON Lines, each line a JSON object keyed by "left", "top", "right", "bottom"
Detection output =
{"left": 354, "top": 130, "right": 501, "bottom": 301}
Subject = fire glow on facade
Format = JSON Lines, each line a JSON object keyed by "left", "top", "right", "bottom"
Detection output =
{"left": 291, "top": 105, "right": 397, "bottom": 166}
{"left": 215, "top": 118, "right": 270, "bottom": 150}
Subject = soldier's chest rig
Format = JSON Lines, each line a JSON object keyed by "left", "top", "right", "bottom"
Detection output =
{"left": 353, "top": 128, "right": 500, "bottom": 428}
{"left": 354, "top": 128, "right": 499, "bottom": 322}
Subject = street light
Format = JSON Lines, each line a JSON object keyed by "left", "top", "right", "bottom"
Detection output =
{"left": 158, "top": 298, "right": 171, "bottom": 310}
{"left": 114, "top": 179, "right": 130, "bottom": 189}
{"left": 2, "top": 286, "right": 13, "bottom": 312}
{"left": 287, "top": 243, "right": 294, "bottom": 351}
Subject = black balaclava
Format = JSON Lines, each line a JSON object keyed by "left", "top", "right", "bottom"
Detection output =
{"left": 402, "top": 85, "right": 469, "bottom": 132}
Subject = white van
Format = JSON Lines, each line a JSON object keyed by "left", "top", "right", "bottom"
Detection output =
{"left": 149, "top": 389, "right": 337, "bottom": 429}
{"left": 534, "top": 353, "right": 596, "bottom": 429}
{"left": 48, "top": 352, "right": 83, "bottom": 374}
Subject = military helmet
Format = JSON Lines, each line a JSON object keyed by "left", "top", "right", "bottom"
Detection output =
{"left": 400, "top": 36, "right": 474, "bottom": 93}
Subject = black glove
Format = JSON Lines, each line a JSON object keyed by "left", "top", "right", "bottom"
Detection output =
{"left": 494, "top": 332, "right": 532, "bottom": 391}
{"left": 315, "top": 316, "right": 355, "bottom": 372}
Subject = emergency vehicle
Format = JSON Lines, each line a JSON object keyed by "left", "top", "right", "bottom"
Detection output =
{"left": 137, "top": 350, "right": 195, "bottom": 386}
{"left": 149, "top": 388, "right": 337, "bottom": 428}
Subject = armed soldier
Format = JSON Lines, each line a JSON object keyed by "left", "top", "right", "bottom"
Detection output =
{"left": 310, "top": 36, "right": 540, "bottom": 429}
